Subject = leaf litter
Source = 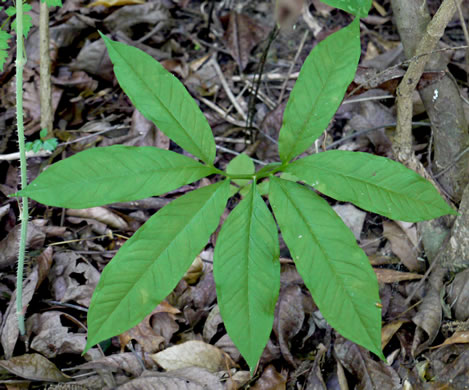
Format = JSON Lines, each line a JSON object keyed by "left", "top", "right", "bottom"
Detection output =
{"left": 0, "top": 0, "right": 468, "bottom": 388}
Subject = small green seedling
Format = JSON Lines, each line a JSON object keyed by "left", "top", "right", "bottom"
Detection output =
{"left": 17, "top": 16, "right": 455, "bottom": 371}
{"left": 25, "top": 128, "right": 58, "bottom": 153}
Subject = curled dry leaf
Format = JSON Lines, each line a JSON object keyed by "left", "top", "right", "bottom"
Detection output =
{"left": 383, "top": 221, "right": 424, "bottom": 273}
{"left": 381, "top": 320, "right": 407, "bottom": 350}
{"left": 28, "top": 311, "right": 87, "bottom": 358}
{"left": 50, "top": 252, "right": 100, "bottom": 307}
{"left": 151, "top": 340, "right": 235, "bottom": 372}
{"left": 183, "top": 256, "right": 204, "bottom": 285}
{"left": 251, "top": 364, "right": 287, "bottom": 390}
{"left": 74, "top": 352, "right": 156, "bottom": 377}
{"left": 374, "top": 268, "right": 423, "bottom": 284}
{"left": 273, "top": 284, "right": 305, "bottom": 367}
{"left": 334, "top": 337, "right": 400, "bottom": 390}
{"left": 447, "top": 268, "right": 469, "bottom": 320}
{"left": 432, "top": 331, "right": 469, "bottom": 349}
{"left": 66, "top": 207, "right": 128, "bottom": 230}
{"left": 1, "top": 247, "right": 53, "bottom": 359}
{"left": 117, "top": 367, "right": 224, "bottom": 390}
{"left": 215, "top": 333, "right": 241, "bottom": 362}
{"left": 203, "top": 305, "right": 223, "bottom": 342}
{"left": 0, "top": 222, "right": 45, "bottom": 269}
{"left": 0, "top": 353, "right": 70, "bottom": 382}
{"left": 119, "top": 302, "right": 179, "bottom": 353}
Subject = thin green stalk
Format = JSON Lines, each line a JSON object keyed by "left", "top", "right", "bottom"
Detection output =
{"left": 15, "top": 0, "right": 27, "bottom": 336}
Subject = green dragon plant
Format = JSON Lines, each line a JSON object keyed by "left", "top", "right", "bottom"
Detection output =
{"left": 16, "top": 1, "right": 456, "bottom": 371}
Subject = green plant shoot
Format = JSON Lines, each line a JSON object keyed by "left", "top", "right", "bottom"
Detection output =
{"left": 17, "top": 13, "right": 456, "bottom": 372}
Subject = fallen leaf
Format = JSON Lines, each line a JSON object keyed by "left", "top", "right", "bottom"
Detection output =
{"left": 447, "top": 268, "right": 469, "bottom": 320}
{"left": 221, "top": 12, "right": 269, "bottom": 71}
{"left": 0, "top": 222, "right": 45, "bottom": 270}
{"left": 332, "top": 204, "right": 366, "bottom": 240}
{"left": 118, "top": 367, "right": 224, "bottom": 390}
{"left": 383, "top": 221, "right": 424, "bottom": 273}
{"left": 334, "top": 337, "right": 400, "bottom": 390}
{"left": 28, "top": 311, "right": 87, "bottom": 358}
{"left": 251, "top": 364, "right": 287, "bottom": 390}
{"left": 88, "top": 0, "right": 144, "bottom": 7}
{"left": 1, "top": 248, "right": 53, "bottom": 359}
{"left": 66, "top": 207, "right": 128, "bottom": 230}
{"left": 273, "top": 284, "right": 305, "bottom": 366}
{"left": 275, "top": 0, "right": 305, "bottom": 29}
{"left": 431, "top": 331, "right": 469, "bottom": 349}
{"left": 381, "top": 320, "right": 407, "bottom": 349}
{"left": 374, "top": 268, "right": 423, "bottom": 284}
{"left": 183, "top": 256, "right": 204, "bottom": 285}
{"left": 151, "top": 340, "right": 235, "bottom": 372}
{"left": 74, "top": 352, "right": 156, "bottom": 377}
{"left": 0, "top": 354, "right": 70, "bottom": 382}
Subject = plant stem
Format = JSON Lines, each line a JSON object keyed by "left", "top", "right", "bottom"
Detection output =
{"left": 15, "top": 0, "right": 27, "bottom": 336}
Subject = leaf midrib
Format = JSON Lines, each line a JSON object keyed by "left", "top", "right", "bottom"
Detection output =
{"left": 110, "top": 42, "right": 209, "bottom": 163}
{"left": 276, "top": 179, "right": 376, "bottom": 348}
{"left": 91, "top": 183, "right": 225, "bottom": 339}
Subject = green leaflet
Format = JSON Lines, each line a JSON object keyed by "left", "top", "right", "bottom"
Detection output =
{"left": 18, "top": 146, "right": 215, "bottom": 208}
{"left": 42, "top": 0, "right": 63, "bottom": 6}
{"left": 319, "top": 0, "right": 372, "bottom": 17}
{"left": 226, "top": 153, "right": 255, "bottom": 187}
{"left": 8, "top": 4, "right": 33, "bottom": 38}
{"left": 214, "top": 184, "right": 280, "bottom": 372}
{"left": 101, "top": 33, "right": 216, "bottom": 165}
{"left": 284, "top": 150, "right": 457, "bottom": 222}
{"left": 85, "top": 180, "right": 230, "bottom": 352}
{"left": 269, "top": 177, "right": 384, "bottom": 359}
{"left": 0, "top": 30, "right": 10, "bottom": 72}
{"left": 278, "top": 19, "right": 360, "bottom": 163}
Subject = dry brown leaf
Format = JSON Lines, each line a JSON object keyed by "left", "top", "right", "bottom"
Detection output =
{"left": 221, "top": 12, "right": 269, "bottom": 71}
{"left": 203, "top": 305, "right": 223, "bottom": 342}
{"left": 273, "top": 284, "right": 305, "bottom": 366}
{"left": 332, "top": 204, "right": 366, "bottom": 240}
{"left": 88, "top": 0, "right": 144, "bottom": 7}
{"left": 447, "top": 268, "right": 469, "bottom": 320}
{"left": 183, "top": 256, "right": 204, "bottom": 284}
{"left": 251, "top": 364, "right": 287, "bottom": 390}
{"left": 275, "top": 0, "right": 305, "bottom": 29}
{"left": 0, "top": 222, "right": 45, "bottom": 269}
{"left": 258, "top": 102, "right": 285, "bottom": 161}
{"left": 305, "top": 344, "right": 328, "bottom": 390}
{"left": 49, "top": 252, "right": 100, "bottom": 307}
{"left": 1, "top": 248, "right": 53, "bottom": 359}
{"left": 74, "top": 352, "right": 156, "bottom": 377}
{"left": 431, "top": 331, "right": 469, "bottom": 349}
{"left": 117, "top": 367, "right": 224, "bottom": 390}
{"left": 334, "top": 337, "right": 400, "bottom": 390}
{"left": 28, "top": 311, "right": 87, "bottom": 357}
{"left": 374, "top": 268, "right": 423, "bottom": 284}
{"left": 0, "top": 354, "right": 70, "bottom": 382}
{"left": 126, "top": 108, "right": 170, "bottom": 149}
{"left": 381, "top": 320, "right": 407, "bottom": 349}
{"left": 383, "top": 221, "right": 424, "bottom": 272}
{"left": 214, "top": 333, "right": 241, "bottom": 362}
{"left": 151, "top": 340, "right": 235, "bottom": 372}
{"left": 66, "top": 207, "right": 128, "bottom": 230}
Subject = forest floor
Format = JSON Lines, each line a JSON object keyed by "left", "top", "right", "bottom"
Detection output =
{"left": 0, "top": 0, "right": 469, "bottom": 388}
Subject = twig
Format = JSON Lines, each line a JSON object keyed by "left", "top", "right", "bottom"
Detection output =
{"left": 215, "top": 144, "right": 266, "bottom": 165}
{"left": 199, "top": 96, "right": 246, "bottom": 127}
{"left": 39, "top": 1, "right": 53, "bottom": 135}
{"left": 433, "top": 146, "right": 469, "bottom": 178}
{"left": 0, "top": 150, "right": 52, "bottom": 161}
{"left": 278, "top": 30, "right": 309, "bottom": 104}
{"left": 454, "top": 0, "right": 469, "bottom": 84}
{"left": 393, "top": 0, "right": 463, "bottom": 162}
{"left": 209, "top": 57, "right": 247, "bottom": 120}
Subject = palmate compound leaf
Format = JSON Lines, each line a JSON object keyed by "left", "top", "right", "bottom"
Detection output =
{"left": 319, "top": 0, "right": 372, "bottom": 17}
{"left": 17, "top": 146, "right": 216, "bottom": 208}
{"left": 284, "top": 150, "right": 457, "bottom": 222}
{"left": 278, "top": 18, "right": 360, "bottom": 163}
{"left": 100, "top": 33, "right": 216, "bottom": 165}
{"left": 84, "top": 180, "right": 231, "bottom": 352}
{"left": 213, "top": 184, "right": 280, "bottom": 372}
{"left": 269, "top": 177, "right": 384, "bottom": 359}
